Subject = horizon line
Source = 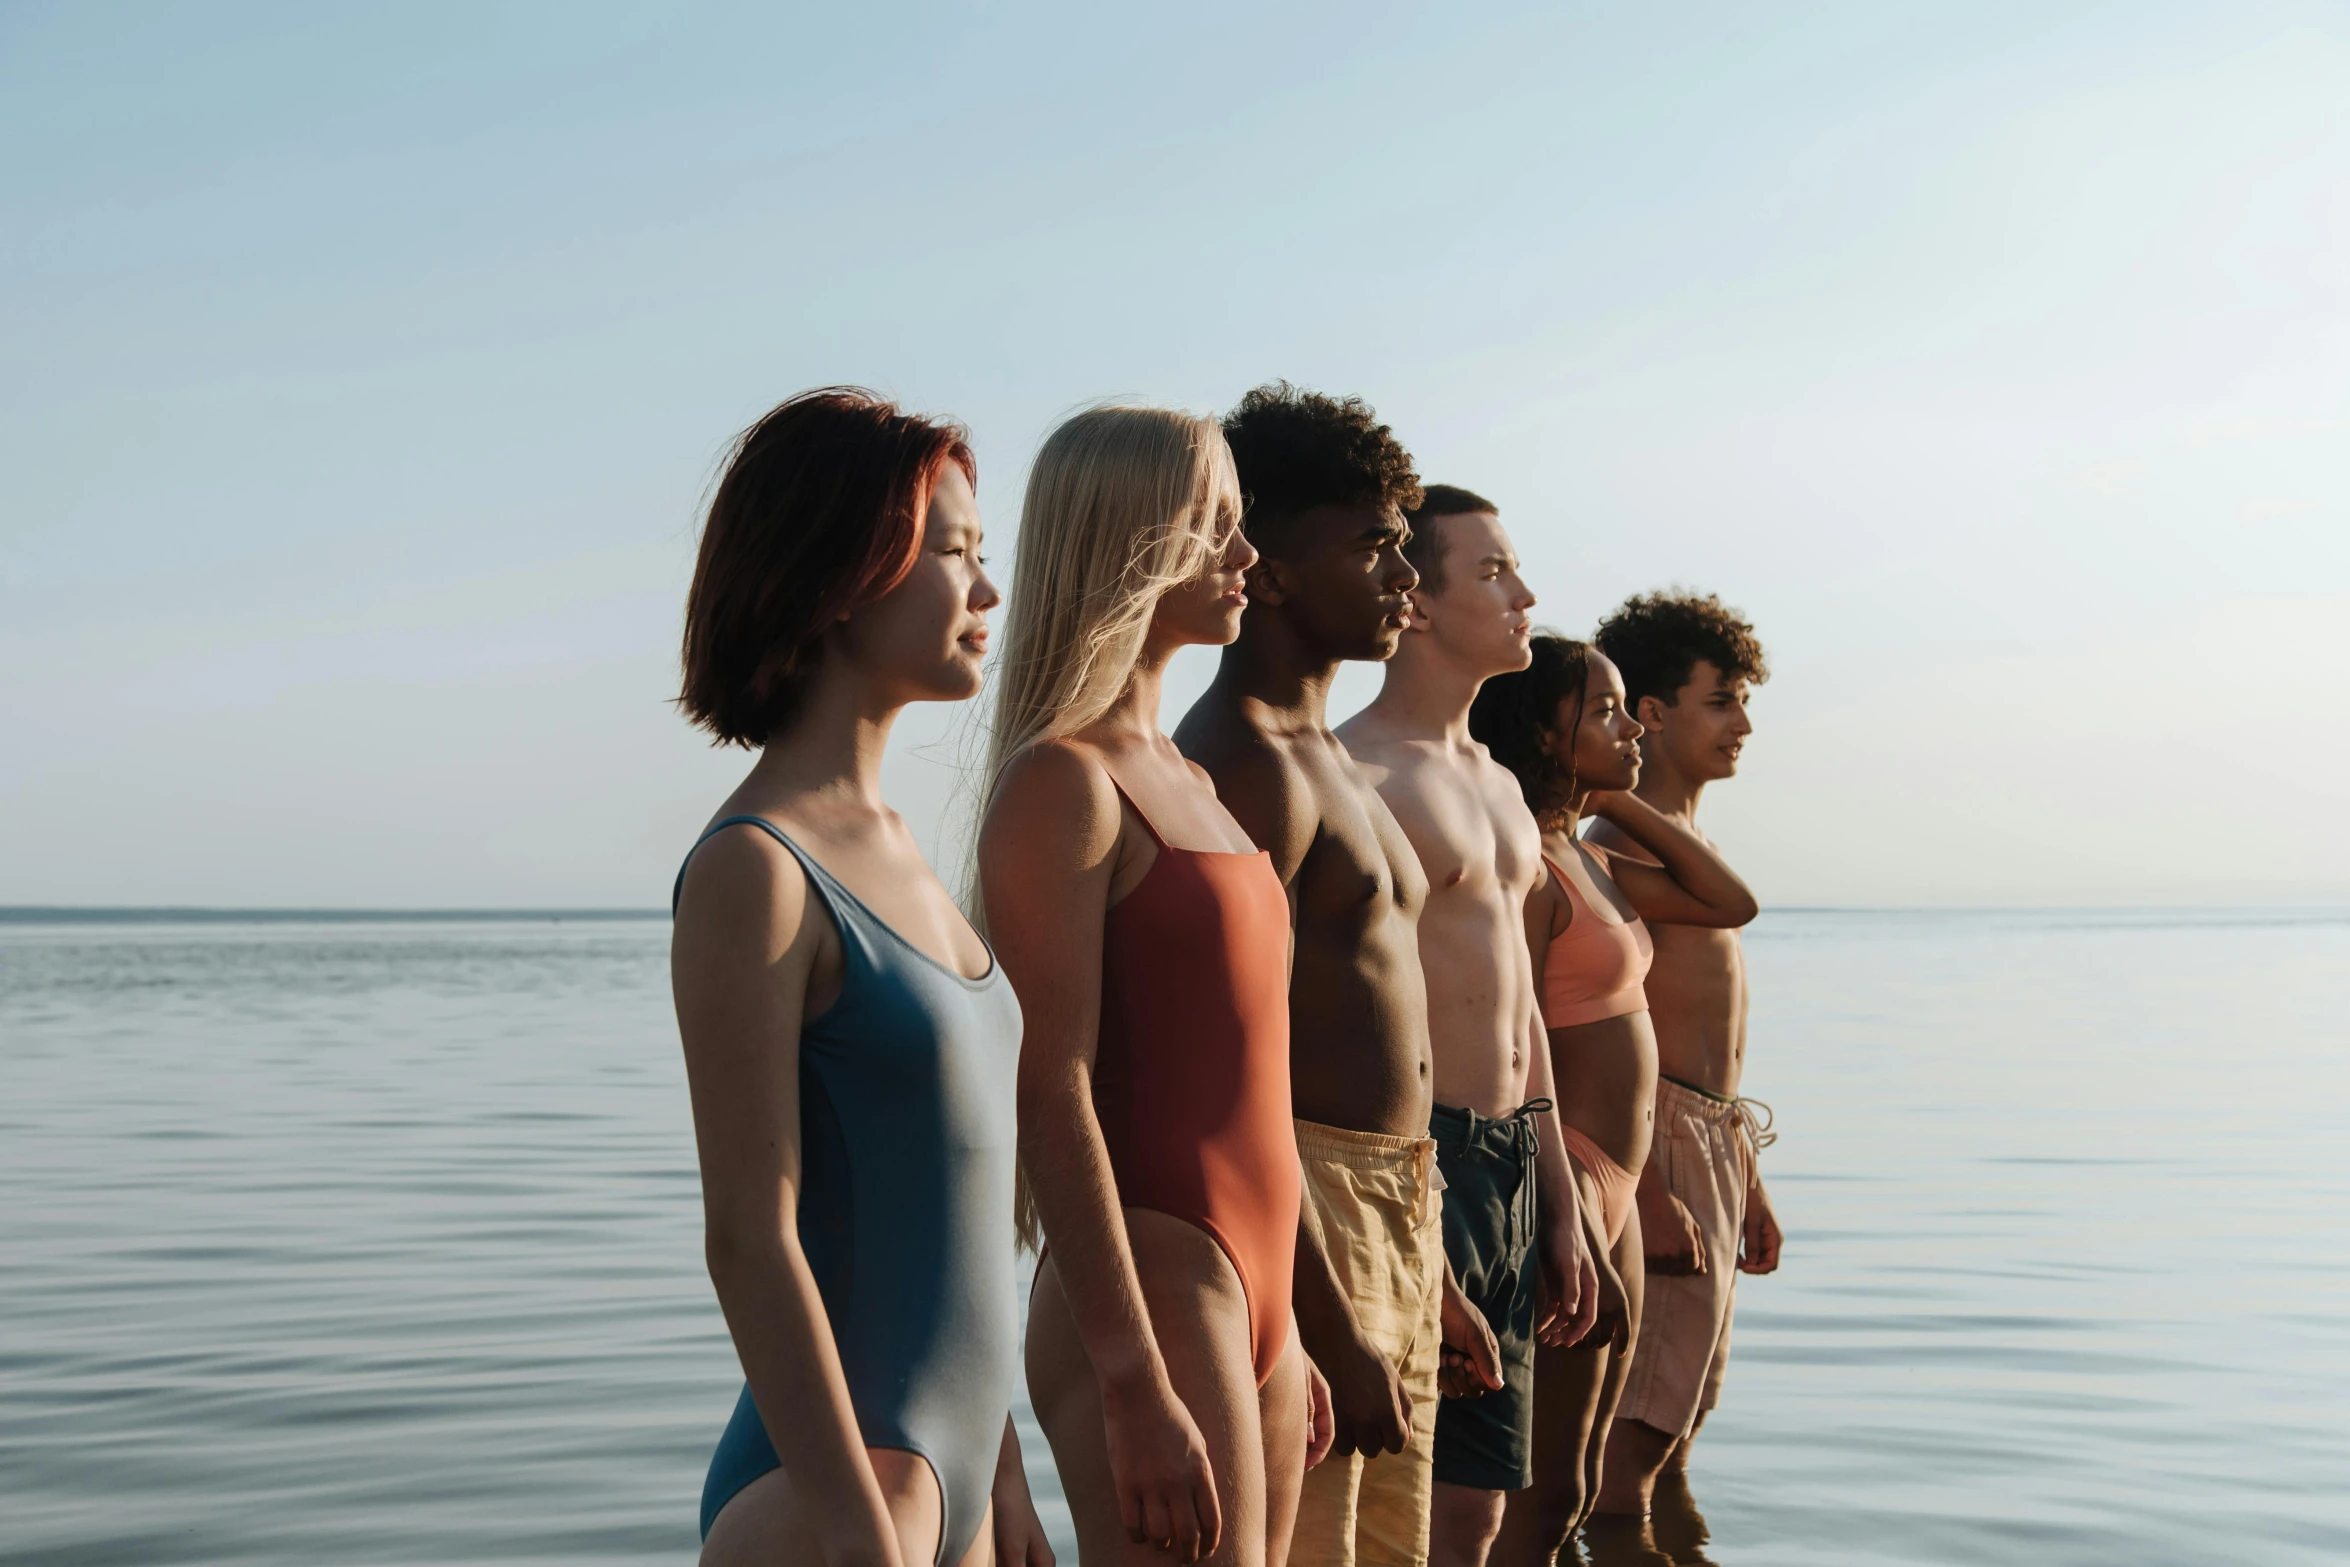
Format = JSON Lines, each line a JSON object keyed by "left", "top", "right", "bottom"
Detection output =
{"left": 5, "top": 903, "right": 2348, "bottom": 926}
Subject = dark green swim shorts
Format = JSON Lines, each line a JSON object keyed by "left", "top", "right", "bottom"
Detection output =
{"left": 1430, "top": 1098, "right": 1547, "bottom": 1491}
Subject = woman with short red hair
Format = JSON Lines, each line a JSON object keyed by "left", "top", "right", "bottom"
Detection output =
{"left": 670, "top": 389, "right": 1052, "bottom": 1566}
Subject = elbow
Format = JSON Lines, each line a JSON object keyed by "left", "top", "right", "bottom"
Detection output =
{"left": 703, "top": 1216, "right": 791, "bottom": 1293}
{"left": 1014, "top": 1064, "right": 1086, "bottom": 1156}
{"left": 1721, "top": 888, "right": 1761, "bottom": 928}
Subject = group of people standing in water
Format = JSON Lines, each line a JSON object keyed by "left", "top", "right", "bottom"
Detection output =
{"left": 668, "top": 382, "right": 1782, "bottom": 1567}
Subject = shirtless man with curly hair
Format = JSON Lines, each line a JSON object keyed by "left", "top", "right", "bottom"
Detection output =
{"left": 1177, "top": 385, "right": 1498, "bottom": 1567}
{"left": 1584, "top": 591, "right": 1783, "bottom": 1522}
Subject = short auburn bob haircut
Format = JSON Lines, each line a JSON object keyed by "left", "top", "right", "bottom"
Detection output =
{"left": 679, "top": 387, "right": 976, "bottom": 748}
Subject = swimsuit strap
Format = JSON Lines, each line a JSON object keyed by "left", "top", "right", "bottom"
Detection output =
{"left": 1102, "top": 772, "right": 1171, "bottom": 848}
{"left": 1544, "top": 851, "right": 1607, "bottom": 930}
{"left": 671, "top": 815, "right": 882, "bottom": 976}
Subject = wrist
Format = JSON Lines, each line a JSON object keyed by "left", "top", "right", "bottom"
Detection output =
{"left": 1096, "top": 1356, "right": 1173, "bottom": 1409}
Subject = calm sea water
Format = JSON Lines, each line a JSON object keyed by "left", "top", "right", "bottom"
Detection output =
{"left": 3, "top": 909, "right": 2346, "bottom": 1566}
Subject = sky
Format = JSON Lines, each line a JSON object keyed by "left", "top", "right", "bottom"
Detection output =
{"left": 4, "top": 0, "right": 2346, "bottom": 908}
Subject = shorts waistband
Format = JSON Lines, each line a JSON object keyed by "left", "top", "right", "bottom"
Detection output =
{"left": 1294, "top": 1116, "right": 1439, "bottom": 1172}
{"left": 1657, "top": 1075, "right": 1777, "bottom": 1151}
{"left": 1430, "top": 1098, "right": 1550, "bottom": 1160}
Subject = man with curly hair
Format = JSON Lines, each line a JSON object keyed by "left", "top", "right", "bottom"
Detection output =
{"left": 1584, "top": 590, "right": 1783, "bottom": 1523}
{"left": 1177, "top": 385, "right": 1495, "bottom": 1567}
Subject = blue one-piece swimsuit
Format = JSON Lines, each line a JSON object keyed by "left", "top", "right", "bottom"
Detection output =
{"left": 678, "top": 817, "right": 1022, "bottom": 1566}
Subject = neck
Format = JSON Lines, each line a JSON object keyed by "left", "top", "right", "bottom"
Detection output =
{"left": 1211, "top": 612, "right": 1342, "bottom": 726}
{"left": 747, "top": 655, "right": 900, "bottom": 812}
{"left": 1362, "top": 640, "right": 1488, "bottom": 744}
{"left": 1631, "top": 745, "right": 1705, "bottom": 822}
{"left": 1105, "top": 633, "right": 1176, "bottom": 739}
{"left": 1555, "top": 789, "right": 1588, "bottom": 842}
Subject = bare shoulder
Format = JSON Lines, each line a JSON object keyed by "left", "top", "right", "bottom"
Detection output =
{"left": 981, "top": 738, "right": 1122, "bottom": 860}
{"left": 1177, "top": 710, "right": 1316, "bottom": 876}
{"left": 672, "top": 819, "right": 816, "bottom": 962}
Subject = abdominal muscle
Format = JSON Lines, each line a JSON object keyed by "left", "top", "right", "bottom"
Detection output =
{"left": 1546, "top": 1009, "right": 1659, "bottom": 1173}
{"left": 1420, "top": 893, "right": 1540, "bottom": 1118}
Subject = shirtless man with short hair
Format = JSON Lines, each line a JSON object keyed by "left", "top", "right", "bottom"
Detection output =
{"left": 1337, "top": 488, "right": 1609, "bottom": 1567}
{"left": 1584, "top": 591, "right": 1781, "bottom": 1521}
{"left": 1176, "top": 386, "right": 1497, "bottom": 1567}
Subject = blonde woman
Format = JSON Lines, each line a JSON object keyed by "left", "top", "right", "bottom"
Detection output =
{"left": 978, "top": 408, "right": 1332, "bottom": 1565}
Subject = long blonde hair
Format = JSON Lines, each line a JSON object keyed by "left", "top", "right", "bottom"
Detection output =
{"left": 979, "top": 404, "right": 1242, "bottom": 1251}
{"left": 981, "top": 405, "right": 1242, "bottom": 813}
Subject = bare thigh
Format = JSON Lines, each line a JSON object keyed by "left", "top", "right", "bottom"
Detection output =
{"left": 1490, "top": 1166, "right": 1646, "bottom": 1562}
{"left": 1028, "top": 1209, "right": 1276, "bottom": 1566}
{"left": 702, "top": 1445, "right": 992, "bottom": 1567}
{"left": 1259, "top": 1329, "right": 1309, "bottom": 1567}
{"left": 1583, "top": 1206, "right": 1646, "bottom": 1511}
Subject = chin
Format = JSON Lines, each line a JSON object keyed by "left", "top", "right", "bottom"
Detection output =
{"left": 926, "top": 659, "right": 986, "bottom": 702}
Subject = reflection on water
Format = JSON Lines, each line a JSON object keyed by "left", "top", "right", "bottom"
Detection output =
{"left": 1577, "top": 1471, "right": 1718, "bottom": 1567}
{"left": 3, "top": 910, "right": 2347, "bottom": 1565}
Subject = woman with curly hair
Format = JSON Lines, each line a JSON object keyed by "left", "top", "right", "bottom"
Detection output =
{"left": 1469, "top": 635, "right": 1757, "bottom": 1560}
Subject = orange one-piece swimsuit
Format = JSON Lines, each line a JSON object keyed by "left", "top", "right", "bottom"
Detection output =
{"left": 1094, "top": 782, "right": 1300, "bottom": 1385}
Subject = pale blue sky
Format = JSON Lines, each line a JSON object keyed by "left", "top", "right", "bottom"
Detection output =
{"left": 5, "top": 1, "right": 2346, "bottom": 907}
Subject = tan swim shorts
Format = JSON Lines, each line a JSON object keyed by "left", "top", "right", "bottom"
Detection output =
{"left": 1616, "top": 1076, "right": 1772, "bottom": 1442}
{"left": 1289, "top": 1118, "right": 1445, "bottom": 1567}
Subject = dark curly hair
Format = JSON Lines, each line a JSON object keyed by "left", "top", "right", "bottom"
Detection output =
{"left": 1221, "top": 382, "right": 1422, "bottom": 552}
{"left": 1592, "top": 589, "right": 1769, "bottom": 713}
{"left": 1468, "top": 632, "right": 1589, "bottom": 831}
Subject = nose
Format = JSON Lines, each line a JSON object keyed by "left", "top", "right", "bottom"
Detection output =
{"left": 1229, "top": 531, "right": 1260, "bottom": 574}
{"left": 1511, "top": 573, "right": 1536, "bottom": 612}
{"left": 1386, "top": 548, "right": 1419, "bottom": 595}
{"left": 972, "top": 564, "right": 1003, "bottom": 613}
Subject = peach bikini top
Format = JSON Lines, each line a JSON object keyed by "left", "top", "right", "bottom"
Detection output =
{"left": 1539, "top": 848, "right": 1653, "bottom": 1027}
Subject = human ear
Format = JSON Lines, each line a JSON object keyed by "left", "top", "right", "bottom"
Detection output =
{"left": 1637, "top": 694, "right": 1669, "bottom": 730}
{"left": 1246, "top": 554, "right": 1290, "bottom": 607}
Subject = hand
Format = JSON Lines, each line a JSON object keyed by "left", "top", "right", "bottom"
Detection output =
{"left": 1739, "top": 1183, "right": 1783, "bottom": 1275}
{"left": 991, "top": 1422, "right": 1056, "bottom": 1567}
{"left": 1101, "top": 1373, "right": 1222, "bottom": 1561}
{"left": 1437, "top": 1266, "right": 1503, "bottom": 1400}
{"left": 1536, "top": 1213, "right": 1600, "bottom": 1348}
{"left": 1303, "top": 1355, "right": 1336, "bottom": 1470}
{"left": 1638, "top": 1184, "right": 1707, "bottom": 1278}
{"left": 1592, "top": 1244, "right": 1633, "bottom": 1357}
{"left": 1314, "top": 1323, "right": 1411, "bottom": 1458}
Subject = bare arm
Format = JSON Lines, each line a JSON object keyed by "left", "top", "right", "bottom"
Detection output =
{"left": 991, "top": 1416, "right": 1056, "bottom": 1566}
{"left": 1522, "top": 951, "right": 1598, "bottom": 1348}
{"left": 980, "top": 742, "right": 1220, "bottom": 1557}
{"left": 672, "top": 827, "right": 903, "bottom": 1562}
{"left": 1522, "top": 869, "right": 1631, "bottom": 1350}
{"left": 1581, "top": 791, "right": 1758, "bottom": 928}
